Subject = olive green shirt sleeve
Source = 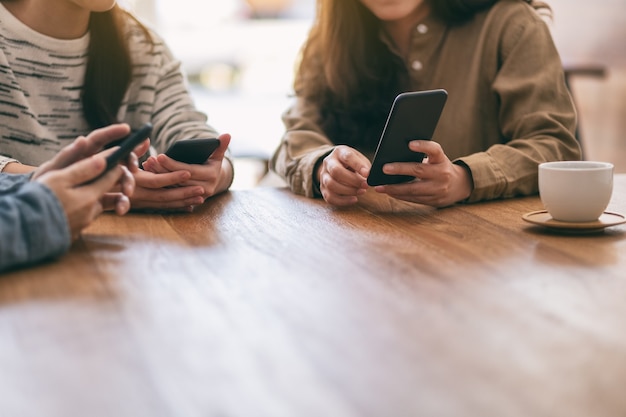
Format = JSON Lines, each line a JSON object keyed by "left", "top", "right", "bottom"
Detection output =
{"left": 455, "top": 5, "right": 580, "bottom": 202}
{"left": 269, "top": 98, "right": 335, "bottom": 198}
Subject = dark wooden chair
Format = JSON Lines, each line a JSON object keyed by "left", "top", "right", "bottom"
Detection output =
{"left": 563, "top": 64, "right": 607, "bottom": 157}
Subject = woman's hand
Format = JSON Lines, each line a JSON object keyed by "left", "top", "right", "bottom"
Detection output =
{"left": 34, "top": 123, "right": 141, "bottom": 215}
{"left": 373, "top": 140, "right": 473, "bottom": 207}
{"left": 32, "top": 124, "right": 138, "bottom": 239}
{"left": 139, "top": 133, "right": 233, "bottom": 211}
{"left": 317, "top": 145, "right": 370, "bottom": 206}
{"left": 32, "top": 124, "right": 135, "bottom": 176}
{"left": 113, "top": 137, "right": 204, "bottom": 212}
{"left": 128, "top": 169, "right": 207, "bottom": 211}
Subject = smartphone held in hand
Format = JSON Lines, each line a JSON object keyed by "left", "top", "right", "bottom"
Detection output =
{"left": 367, "top": 89, "right": 448, "bottom": 186}
{"left": 104, "top": 122, "right": 152, "bottom": 171}
{"left": 165, "top": 138, "right": 221, "bottom": 164}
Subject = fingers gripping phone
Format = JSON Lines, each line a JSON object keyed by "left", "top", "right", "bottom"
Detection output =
{"left": 367, "top": 89, "right": 448, "bottom": 186}
{"left": 82, "top": 122, "right": 151, "bottom": 185}
{"left": 104, "top": 122, "right": 152, "bottom": 171}
{"left": 165, "top": 138, "right": 221, "bottom": 164}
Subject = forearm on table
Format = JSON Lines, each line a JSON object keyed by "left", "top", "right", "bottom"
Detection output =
{"left": 2, "top": 161, "right": 37, "bottom": 174}
{"left": 271, "top": 141, "right": 334, "bottom": 198}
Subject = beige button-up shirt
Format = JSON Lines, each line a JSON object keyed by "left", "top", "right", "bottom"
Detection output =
{"left": 270, "top": 0, "right": 580, "bottom": 203}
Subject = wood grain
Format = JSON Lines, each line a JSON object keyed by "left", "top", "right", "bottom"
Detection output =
{"left": 2, "top": 177, "right": 626, "bottom": 417}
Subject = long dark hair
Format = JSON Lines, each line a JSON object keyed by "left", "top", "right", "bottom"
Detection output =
{"left": 85, "top": 6, "right": 153, "bottom": 129}
{"left": 296, "top": 0, "right": 551, "bottom": 150}
{"left": 295, "top": 0, "right": 402, "bottom": 151}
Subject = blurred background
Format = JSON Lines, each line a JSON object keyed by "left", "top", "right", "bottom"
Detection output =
{"left": 124, "top": 0, "right": 626, "bottom": 188}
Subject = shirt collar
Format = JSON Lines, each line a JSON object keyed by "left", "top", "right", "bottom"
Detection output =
{"left": 378, "top": 13, "right": 447, "bottom": 59}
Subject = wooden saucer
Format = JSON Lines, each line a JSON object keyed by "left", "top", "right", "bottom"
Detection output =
{"left": 522, "top": 210, "right": 626, "bottom": 232}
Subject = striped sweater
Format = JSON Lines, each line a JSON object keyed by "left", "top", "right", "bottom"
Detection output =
{"left": 0, "top": 3, "right": 218, "bottom": 171}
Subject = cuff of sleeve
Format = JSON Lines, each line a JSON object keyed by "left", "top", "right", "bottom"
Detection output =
{"left": 452, "top": 160, "right": 474, "bottom": 204}
{"left": 299, "top": 146, "right": 334, "bottom": 198}
{"left": 21, "top": 182, "right": 72, "bottom": 260}
{"left": 31, "top": 182, "right": 72, "bottom": 250}
{"left": 0, "top": 157, "right": 19, "bottom": 172}
{"left": 454, "top": 152, "right": 507, "bottom": 203}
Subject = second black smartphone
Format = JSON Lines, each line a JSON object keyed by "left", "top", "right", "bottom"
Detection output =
{"left": 165, "top": 138, "right": 221, "bottom": 164}
{"left": 104, "top": 122, "right": 152, "bottom": 171}
{"left": 367, "top": 89, "right": 448, "bottom": 186}
{"left": 82, "top": 122, "right": 151, "bottom": 185}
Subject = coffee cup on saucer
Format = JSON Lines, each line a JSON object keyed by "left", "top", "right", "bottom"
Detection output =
{"left": 538, "top": 161, "right": 614, "bottom": 223}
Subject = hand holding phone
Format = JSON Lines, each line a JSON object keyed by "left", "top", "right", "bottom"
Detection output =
{"left": 367, "top": 89, "right": 447, "bottom": 186}
{"left": 165, "top": 138, "right": 221, "bottom": 164}
{"left": 104, "top": 122, "right": 152, "bottom": 171}
{"left": 83, "top": 123, "right": 151, "bottom": 185}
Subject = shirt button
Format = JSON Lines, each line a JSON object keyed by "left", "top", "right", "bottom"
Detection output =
{"left": 411, "top": 60, "right": 423, "bottom": 71}
{"left": 416, "top": 24, "right": 428, "bottom": 34}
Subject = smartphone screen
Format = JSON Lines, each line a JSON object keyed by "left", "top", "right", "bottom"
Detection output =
{"left": 367, "top": 90, "right": 448, "bottom": 186}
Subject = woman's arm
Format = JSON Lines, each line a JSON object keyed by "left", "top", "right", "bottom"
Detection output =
{"left": 127, "top": 30, "right": 234, "bottom": 202}
{"left": 457, "top": 5, "right": 581, "bottom": 202}
{"left": 269, "top": 97, "right": 337, "bottom": 198}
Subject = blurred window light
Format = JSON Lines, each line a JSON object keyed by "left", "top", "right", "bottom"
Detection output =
{"left": 126, "top": 0, "right": 315, "bottom": 160}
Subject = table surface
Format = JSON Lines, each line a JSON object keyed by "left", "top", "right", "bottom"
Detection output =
{"left": 2, "top": 176, "right": 626, "bottom": 417}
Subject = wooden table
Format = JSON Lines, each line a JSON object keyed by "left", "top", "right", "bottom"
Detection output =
{"left": 2, "top": 176, "right": 626, "bottom": 417}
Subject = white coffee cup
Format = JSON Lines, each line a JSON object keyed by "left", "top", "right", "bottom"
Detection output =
{"left": 538, "top": 161, "right": 614, "bottom": 222}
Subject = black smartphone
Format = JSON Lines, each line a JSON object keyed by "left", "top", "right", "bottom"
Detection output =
{"left": 165, "top": 138, "right": 221, "bottom": 164}
{"left": 104, "top": 123, "right": 152, "bottom": 171}
{"left": 367, "top": 89, "right": 448, "bottom": 186}
{"left": 82, "top": 123, "right": 151, "bottom": 185}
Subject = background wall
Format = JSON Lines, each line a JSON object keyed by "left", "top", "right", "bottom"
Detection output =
{"left": 546, "top": 0, "right": 626, "bottom": 171}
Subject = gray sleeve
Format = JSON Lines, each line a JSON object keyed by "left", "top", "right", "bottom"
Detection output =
{"left": 149, "top": 44, "right": 219, "bottom": 153}
{"left": 0, "top": 180, "right": 71, "bottom": 272}
{"left": 0, "top": 172, "right": 30, "bottom": 193}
